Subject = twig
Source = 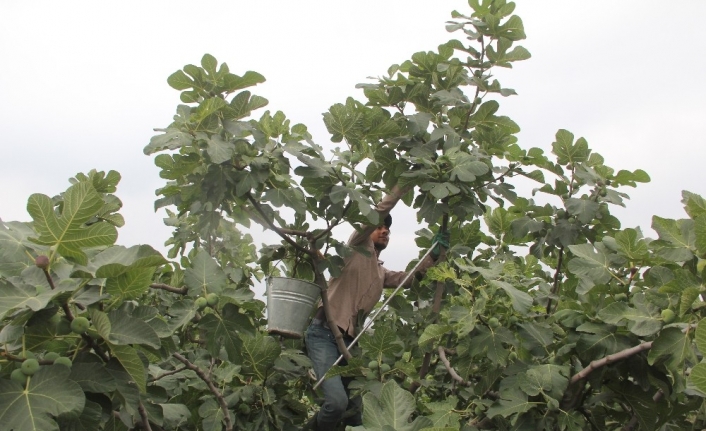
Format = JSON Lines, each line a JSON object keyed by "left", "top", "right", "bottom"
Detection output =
{"left": 569, "top": 341, "right": 653, "bottom": 384}
{"left": 138, "top": 401, "right": 153, "bottom": 431}
{"left": 172, "top": 352, "right": 233, "bottom": 431}
{"left": 545, "top": 246, "right": 565, "bottom": 314}
{"left": 148, "top": 366, "right": 188, "bottom": 383}
{"left": 438, "top": 345, "right": 472, "bottom": 386}
{"left": 311, "top": 245, "right": 351, "bottom": 361}
{"left": 413, "top": 214, "right": 449, "bottom": 394}
{"left": 461, "top": 37, "right": 486, "bottom": 132}
{"left": 150, "top": 283, "right": 188, "bottom": 295}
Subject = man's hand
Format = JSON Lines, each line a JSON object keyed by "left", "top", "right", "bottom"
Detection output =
{"left": 431, "top": 230, "right": 450, "bottom": 259}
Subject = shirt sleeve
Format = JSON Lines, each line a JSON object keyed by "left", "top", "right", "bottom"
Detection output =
{"left": 382, "top": 254, "right": 436, "bottom": 288}
{"left": 349, "top": 184, "right": 410, "bottom": 246}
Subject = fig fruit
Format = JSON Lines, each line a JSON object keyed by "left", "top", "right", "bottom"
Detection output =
{"left": 195, "top": 297, "right": 208, "bottom": 310}
{"left": 11, "top": 369, "right": 27, "bottom": 385}
{"left": 70, "top": 316, "right": 90, "bottom": 334}
{"left": 54, "top": 357, "right": 73, "bottom": 368}
{"left": 21, "top": 358, "right": 40, "bottom": 376}
{"left": 44, "top": 352, "right": 60, "bottom": 362}
{"left": 206, "top": 293, "right": 219, "bottom": 307}
{"left": 35, "top": 255, "right": 50, "bottom": 269}
{"left": 661, "top": 309, "right": 676, "bottom": 324}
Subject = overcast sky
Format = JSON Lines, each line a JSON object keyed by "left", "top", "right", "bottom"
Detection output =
{"left": 2, "top": 1, "right": 706, "bottom": 276}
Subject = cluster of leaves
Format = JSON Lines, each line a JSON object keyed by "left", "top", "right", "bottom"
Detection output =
{"left": 5, "top": 1, "right": 706, "bottom": 431}
{"left": 0, "top": 170, "right": 312, "bottom": 430}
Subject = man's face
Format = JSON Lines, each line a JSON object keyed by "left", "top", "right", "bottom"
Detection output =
{"left": 370, "top": 225, "right": 390, "bottom": 251}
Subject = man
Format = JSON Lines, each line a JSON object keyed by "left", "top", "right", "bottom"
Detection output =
{"left": 305, "top": 187, "right": 447, "bottom": 430}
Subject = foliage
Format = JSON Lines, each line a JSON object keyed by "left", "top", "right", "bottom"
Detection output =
{"left": 3, "top": 1, "right": 706, "bottom": 430}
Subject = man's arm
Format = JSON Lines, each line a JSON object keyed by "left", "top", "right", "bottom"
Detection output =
{"left": 349, "top": 184, "right": 410, "bottom": 246}
{"left": 382, "top": 254, "right": 436, "bottom": 288}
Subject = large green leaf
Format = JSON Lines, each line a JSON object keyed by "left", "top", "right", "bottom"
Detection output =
{"left": 518, "top": 364, "right": 569, "bottom": 400}
{"left": 0, "top": 365, "right": 85, "bottom": 431}
{"left": 565, "top": 198, "right": 599, "bottom": 224}
{"left": 597, "top": 301, "right": 661, "bottom": 336}
{"left": 235, "top": 332, "right": 281, "bottom": 380}
{"left": 648, "top": 327, "right": 693, "bottom": 370}
{"left": 69, "top": 362, "right": 118, "bottom": 393}
{"left": 91, "top": 245, "right": 166, "bottom": 278}
{"left": 609, "top": 381, "right": 659, "bottom": 431}
{"left": 57, "top": 399, "right": 103, "bottom": 431}
{"left": 184, "top": 249, "right": 228, "bottom": 295}
{"left": 199, "top": 303, "right": 247, "bottom": 361}
{"left": 0, "top": 280, "right": 61, "bottom": 320}
{"left": 689, "top": 362, "right": 706, "bottom": 394}
{"left": 108, "top": 342, "right": 147, "bottom": 393}
{"left": 490, "top": 279, "right": 532, "bottom": 314}
{"left": 614, "top": 228, "right": 650, "bottom": 260}
{"left": 576, "top": 322, "right": 633, "bottom": 362}
{"left": 359, "top": 325, "right": 404, "bottom": 359}
{"left": 107, "top": 310, "right": 161, "bottom": 348}
{"left": 486, "top": 391, "right": 539, "bottom": 420}
{"left": 360, "top": 380, "right": 433, "bottom": 431}
{"left": 0, "top": 221, "right": 37, "bottom": 276}
{"left": 567, "top": 243, "right": 615, "bottom": 292}
{"left": 27, "top": 181, "right": 117, "bottom": 264}
{"left": 417, "top": 323, "right": 452, "bottom": 349}
{"left": 696, "top": 318, "right": 706, "bottom": 355}
{"left": 651, "top": 216, "right": 695, "bottom": 262}
{"left": 105, "top": 267, "right": 156, "bottom": 301}
{"left": 551, "top": 129, "right": 589, "bottom": 165}
{"left": 323, "top": 102, "right": 362, "bottom": 143}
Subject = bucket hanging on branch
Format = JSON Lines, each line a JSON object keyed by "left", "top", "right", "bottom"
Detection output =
{"left": 266, "top": 277, "right": 320, "bottom": 338}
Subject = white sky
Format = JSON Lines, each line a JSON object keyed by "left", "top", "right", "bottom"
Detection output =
{"left": 2, "top": 1, "right": 706, "bottom": 277}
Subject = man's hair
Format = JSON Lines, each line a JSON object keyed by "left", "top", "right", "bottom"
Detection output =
{"left": 384, "top": 214, "right": 392, "bottom": 228}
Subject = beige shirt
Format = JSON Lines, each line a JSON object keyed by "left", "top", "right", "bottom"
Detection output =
{"left": 324, "top": 188, "right": 434, "bottom": 338}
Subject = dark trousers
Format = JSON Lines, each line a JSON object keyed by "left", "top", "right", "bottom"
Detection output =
{"left": 305, "top": 322, "right": 362, "bottom": 429}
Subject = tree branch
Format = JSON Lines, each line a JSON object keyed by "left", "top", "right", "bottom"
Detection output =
{"left": 150, "top": 283, "right": 188, "bottom": 295}
{"left": 412, "top": 214, "right": 449, "bottom": 393}
{"left": 138, "top": 401, "right": 153, "bottom": 431}
{"left": 569, "top": 341, "right": 653, "bottom": 384}
{"left": 311, "top": 239, "right": 351, "bottom": 360}
{"left": 438, "top": 345, "right": 472, "bottom": 386}
{"left": 545, "top": 246, "right": 565, "bottom": 314}
{"left": 148, "top": 366, "right": 188, "bottom": 383}
{"left": 172, "top": 352, "right": 233, "bottom": 431}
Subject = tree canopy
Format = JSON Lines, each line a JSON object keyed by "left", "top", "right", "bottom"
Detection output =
{"left": 2, "top": 1, "right": 706, "bottom": 430}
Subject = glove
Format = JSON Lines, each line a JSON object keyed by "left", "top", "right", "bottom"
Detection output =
{"left": 431, "top": 230, "right": 450, "bottom": 259}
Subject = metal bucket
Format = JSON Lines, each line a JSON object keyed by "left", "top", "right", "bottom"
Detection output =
{"left": 266, "top": 277, "right": 321, "bottom": 338}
